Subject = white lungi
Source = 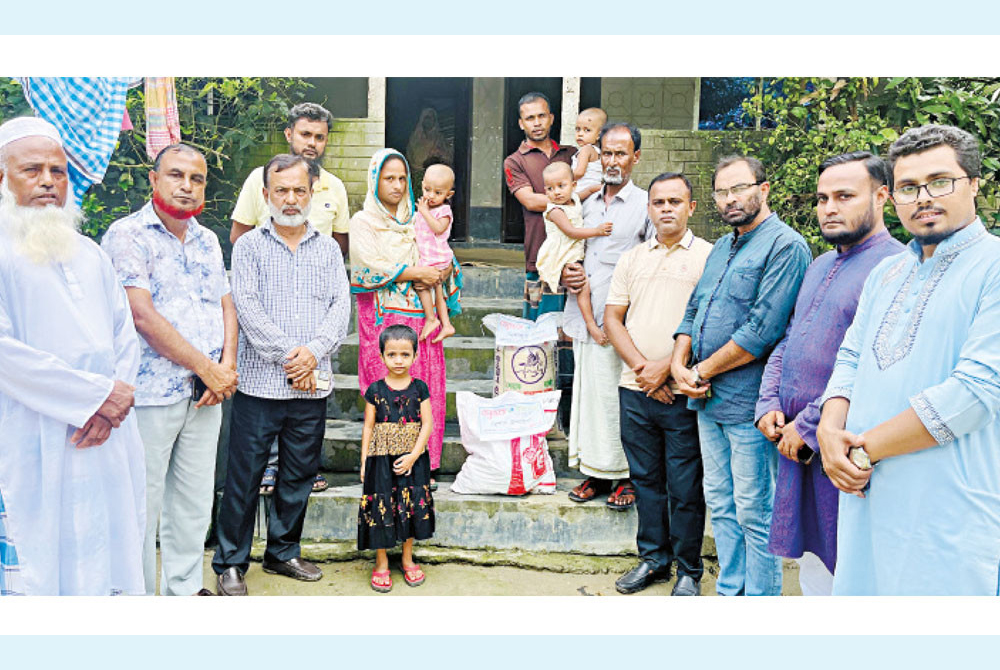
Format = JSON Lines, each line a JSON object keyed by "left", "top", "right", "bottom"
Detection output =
{"left": 568, "top": 339, "right": 628, "bottom": 479}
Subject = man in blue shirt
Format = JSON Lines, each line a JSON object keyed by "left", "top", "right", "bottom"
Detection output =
{"left": 671, "top": 156, "right": 811, "bottom": 595}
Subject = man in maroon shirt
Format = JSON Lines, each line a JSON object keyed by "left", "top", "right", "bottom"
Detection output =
{"left": 503, "top": 92, "right": 576, "bottom": 320}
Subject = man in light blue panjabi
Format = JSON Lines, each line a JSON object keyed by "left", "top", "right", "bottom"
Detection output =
{"left": 818, "top": 124, "right": 1000, "bottom": 595}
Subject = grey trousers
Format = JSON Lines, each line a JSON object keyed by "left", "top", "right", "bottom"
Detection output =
{"left": 136, "top": 400, "right": 222, "bottom": 596}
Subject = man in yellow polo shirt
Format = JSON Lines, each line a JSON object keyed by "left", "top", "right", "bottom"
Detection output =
{"left": 230, "top": 102, "right": 350, "bottom": 257}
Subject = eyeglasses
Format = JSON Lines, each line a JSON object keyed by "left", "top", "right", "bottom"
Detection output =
{"left": 892, "top": 176, "right": 972, "bottom": 204}
{"left": 712, "top": 182, "right": 760, "bottom": 200}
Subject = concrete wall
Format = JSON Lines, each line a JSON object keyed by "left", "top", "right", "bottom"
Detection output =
{"left": 602, "top": 78, "right": 698, "bottom": 131}
{"left": 631, "top": 129, "right": 734, "bottom": 240}
{"left": 468, "top": 77, "right": 504, "bottom": 241}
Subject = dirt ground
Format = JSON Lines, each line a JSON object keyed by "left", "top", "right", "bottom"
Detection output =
{"left": 197, "top": 553, "right": 803, "bottom": 596}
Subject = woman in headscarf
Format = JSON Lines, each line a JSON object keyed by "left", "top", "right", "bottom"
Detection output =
{"left": 349, "top": 149, "right": 461, "bottom": 479}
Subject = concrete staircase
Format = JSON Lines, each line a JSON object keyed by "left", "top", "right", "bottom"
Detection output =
{"left": 245, "top": 250, "right": 656, "bottom": 561}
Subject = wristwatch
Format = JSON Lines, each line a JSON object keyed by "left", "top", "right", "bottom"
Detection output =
{"left": 691, "top": 364, "right": 704, "bottom": 384}
{"left": 847, "top": 445, "right": 873, "bottom": 471}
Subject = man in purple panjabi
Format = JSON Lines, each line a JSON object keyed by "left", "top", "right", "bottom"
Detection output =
{"left": 755, "top": 152, "right": 904, "bottom": 595}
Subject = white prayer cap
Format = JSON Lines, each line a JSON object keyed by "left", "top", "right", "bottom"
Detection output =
{"left": 0, "top": 116, "right": 63, "bottom": 151}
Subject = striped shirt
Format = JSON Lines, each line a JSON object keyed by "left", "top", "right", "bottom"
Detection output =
{"left": 231, "top": 219, "right": 350, "bottom": 400}
{"left": 0, "top": 488, "right": 22, "bottom": 596}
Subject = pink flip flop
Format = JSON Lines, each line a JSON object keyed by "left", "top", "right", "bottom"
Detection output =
{"left": 371, "top": 569, "right": 392, "bottom": 593}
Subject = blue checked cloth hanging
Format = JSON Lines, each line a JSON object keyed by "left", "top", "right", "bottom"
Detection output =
{"left": 18, "top": 77, "right": 134, "bottom": 207}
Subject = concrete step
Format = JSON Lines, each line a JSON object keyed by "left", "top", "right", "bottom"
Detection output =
{"left": 456, "top": 264, "right": 524, "bottom": 300}
{"left": 326, "top": 374, "right": 492, "bottom": 422}
{"left": 333, "top": 333, "right": 496, "bottom": 379}
{"left": 236, "top": 474, "right": 718, "bottom": 560}
{"left": 345, "top": 296, "right": 520, "bottom": 337}
{"left": 321, "top": 418, "right": 570, "bottom": 476}
{"left": 298, "top": 477, "right": 640, "bottom": 555}
{"left": 449, "top": 296, "right": 522, "bottom": 337}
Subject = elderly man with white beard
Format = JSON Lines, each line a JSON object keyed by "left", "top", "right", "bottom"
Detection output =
{"left": 0, "top": 117, "right": 145, "bottom": 596}
{"left": 212, "top": 153, "right": 350, "bottom": 595}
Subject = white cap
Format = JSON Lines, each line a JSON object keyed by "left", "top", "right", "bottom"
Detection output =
{"left": 0, "top": 116, "right": 63, "bottom": 151}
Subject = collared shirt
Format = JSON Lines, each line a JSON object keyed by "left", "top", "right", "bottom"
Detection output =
{"left": 231, "top": 219, "right": 350, "bottom": 400}
{"left": 503, "top": 138, "right": 576, "bottom": 272}
{"left": 755, "top": 229, "right": 904, "bottom": 571}
{"left": 102, "top": 201, "right": 230, "bottom": 406}
{"left": 232, "top": 165, "right": 351, "bottom": 236}
{"left": 606, "top": 229, "right": 711, "bottom": 390}
{"left": 563, "top": 180, "right": 653, "bottom": 342}
{"left": 675, "top": 213, "right": 811, "bottom": 424}
{"left": 822, "top": 219, "right": 1000, "bottom": 595}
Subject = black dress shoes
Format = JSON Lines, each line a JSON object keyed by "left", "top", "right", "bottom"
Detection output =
{"left": 261, "top": 556, "right": 323, "bottom": 582}
{"left": 615, "top": 561, "right": 670, "bottom": 594}
{"left": 217, "top": 567, "right": 248, "bottom": 596}
{"left": 671, "top": 574, "right": 701, "bottom": 596}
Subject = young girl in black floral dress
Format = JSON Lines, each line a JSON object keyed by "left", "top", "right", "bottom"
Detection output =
{"left": 359, "top": 324, "right": 435, "bottom": 592}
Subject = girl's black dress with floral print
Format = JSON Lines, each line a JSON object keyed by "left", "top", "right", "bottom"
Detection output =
{"left": 358, "top": 378, "right": 435, "bottom": 550}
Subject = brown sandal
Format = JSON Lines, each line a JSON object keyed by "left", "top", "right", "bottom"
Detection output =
{"left": 568, "top": 477, "right": 611, "bottom": 503}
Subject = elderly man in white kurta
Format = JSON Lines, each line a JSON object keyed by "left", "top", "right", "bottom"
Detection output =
{"left": 0, "top": 117, "right": 145, "bottom": 596}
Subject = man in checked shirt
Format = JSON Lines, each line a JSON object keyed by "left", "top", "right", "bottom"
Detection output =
{"left": 213, "top": 153, "right": 350, "bottom": 596}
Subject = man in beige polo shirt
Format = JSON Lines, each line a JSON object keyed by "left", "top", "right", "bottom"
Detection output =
{"left": 604, "top": 172, "right": 712, "bottom": 595}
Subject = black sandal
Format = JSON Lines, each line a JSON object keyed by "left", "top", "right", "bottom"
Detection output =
{"left": 606, "top": 480, "right": 636, "bottom": 511}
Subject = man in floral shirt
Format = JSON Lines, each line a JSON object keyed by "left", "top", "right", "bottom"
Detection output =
{"left": 103, "top": 143, "right": 239, "bottom": 596}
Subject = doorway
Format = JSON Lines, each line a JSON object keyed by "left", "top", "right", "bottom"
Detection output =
{"left": 386, "top": 77, "right": 472, "bottom": 241}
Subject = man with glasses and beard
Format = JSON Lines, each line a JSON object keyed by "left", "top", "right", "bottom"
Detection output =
{"left": 0, "top": 117, "right": 144, "bottom": 596}
{"left": 755, "top": 152, "right": 903, "bottom": 596}
{"left": 213, "top": 154, "right": 350, "bottom": 595}
{"left": 671, "top": 155, "right": 811, "bottom": 596}
{"left": 103, "top": 143, "right": 239, "bottom": 596}
{"left": 818, "top": 125, "right": 1000, "bottom": 595}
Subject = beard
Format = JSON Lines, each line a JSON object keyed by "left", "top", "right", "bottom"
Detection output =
{"left": 720, "top": 192, "right": 763, "bottom": 228}
{"left": 152, "top": 190, "right": 204, "bottom": 220}
{"left": 602, "top": 167, "right": 624, "bottom": 185}
{"left": 822, "top": 205, "right": 877, "bottom": 246}
{"left": 908, "top": 206, "right": 957, "bottom": 247}
{"left": 911, "top": 228, "right": 955, "bottom": 246}
{"left": 268, "top": 200, "right": 311, "bottom": 228}
{"left": 0, "top": 180, "right": 82, "bottom": 265}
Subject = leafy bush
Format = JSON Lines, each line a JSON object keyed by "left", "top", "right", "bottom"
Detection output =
{"left": 725, "top": 77, "right": 1000, "bottom": 249}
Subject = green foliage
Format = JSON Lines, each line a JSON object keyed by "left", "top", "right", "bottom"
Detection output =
{"left": 1, "top": 77, "right": 310, "bottom": 249}
{"left": 726, "top": 77, "right": 1000, "bottom": 250}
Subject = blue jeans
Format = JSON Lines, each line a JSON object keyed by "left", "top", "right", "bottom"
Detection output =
{"left": 698, "top": 417, "right": 781, "bottom": 596}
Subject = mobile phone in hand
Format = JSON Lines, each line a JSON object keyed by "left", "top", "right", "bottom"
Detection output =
{"left": 192, "top": 377, "right": 208, "bottom": 401}
{"left": 797, "top": 444, "right": 815, "bottom": 465}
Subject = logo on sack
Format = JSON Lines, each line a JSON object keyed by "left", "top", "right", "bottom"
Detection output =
{"left": 511, "top": 346, "right": 547, "bottom": 384}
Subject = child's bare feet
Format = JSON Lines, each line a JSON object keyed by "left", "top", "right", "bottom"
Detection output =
{"left": 586, "top": 322, "right": 608, "bottom": 346}
{"left": 419, "top": 317, "right": 440, "bottom": 342}
{"left": 431, "top": 322, "right": 455, "bottom": 344}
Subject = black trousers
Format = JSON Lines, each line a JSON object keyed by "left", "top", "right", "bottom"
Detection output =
{"left": 619, "top": 387, "right": 705, "bottom": 579}
{"left": 212, "top": 391, "right": 326, "bottom": 574}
